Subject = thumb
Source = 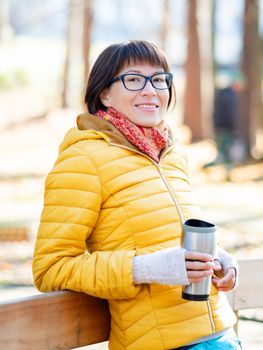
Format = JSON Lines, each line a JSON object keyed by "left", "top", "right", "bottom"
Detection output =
{"left": 213, "top": 259, "right": 222, "bottom": 271}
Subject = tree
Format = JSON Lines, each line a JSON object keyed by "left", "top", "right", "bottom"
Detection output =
{"left": 183, "top": 0, "right": 202, "bottom": 141}
{"left": 62, "top": 0, "right": 92, "bottom": 109}
{"left": 241, "top": 0, "right": 263, "bottom": 157}
{"left": 0, "top": 0, "right": 12, "bottom": 43}
{"left": 61, "top": 0, "right": 77, "bottom": 108}
{"left": 160, "top": 0, "right": 169, "bottom": 51}
{"left": 197, "top": 0, "right": 215, "bottom": 139}
{"left": 82, "top": 0, "right": 93, "bottom": 103}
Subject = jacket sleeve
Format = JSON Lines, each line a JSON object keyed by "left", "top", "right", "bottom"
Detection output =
{"left": 32, "top": 143, "right": 141, "bottom": 299}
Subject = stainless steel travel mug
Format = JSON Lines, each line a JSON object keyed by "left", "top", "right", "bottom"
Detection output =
{"left": 181, "top": 219, "right": 217, "bottom": 301}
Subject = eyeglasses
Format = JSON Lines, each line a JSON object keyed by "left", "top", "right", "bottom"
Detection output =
{"left": 110, "top": 72, "right": 173, "bottom": 91}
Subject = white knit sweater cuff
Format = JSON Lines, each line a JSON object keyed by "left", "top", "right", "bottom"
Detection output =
{"left": 132, "top": 247, "right": 189, "bottom": 286}
{"left": 217, "top": 247, "right": 239, "bottom": 288}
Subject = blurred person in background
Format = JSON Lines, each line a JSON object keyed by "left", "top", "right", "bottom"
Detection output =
{"left": 33, "top": 41, "right": 241, "bottom": 350}
{"left": 212, "top": 73, "right": 245, "bottom": 167}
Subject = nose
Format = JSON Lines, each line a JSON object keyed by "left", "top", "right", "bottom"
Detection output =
{"left": 140, "top": 80, "right": 157, "bottom": 96}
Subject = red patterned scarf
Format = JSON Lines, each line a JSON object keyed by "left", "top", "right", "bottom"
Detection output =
{"left": 96, "top": 107, "right": 169, "bottom": 162}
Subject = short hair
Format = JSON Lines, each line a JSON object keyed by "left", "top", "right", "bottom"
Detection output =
{"left": 85, "top": 40, "right": 174, "bottom": 114}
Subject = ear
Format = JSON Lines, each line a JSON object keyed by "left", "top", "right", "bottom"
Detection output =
{"left": 100, "top": 88, "right": 112, "bottom": 108}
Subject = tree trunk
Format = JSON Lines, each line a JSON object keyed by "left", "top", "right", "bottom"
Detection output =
{"left": 160, "top": 0, "right": 169, "bottom": 51}
{"left": 61, "top": 0, "right": 75, "bottom": 108}
{"left": 183, "top": 0, "right": 202, "bottom": 142}
{"left": 82, "top": 0, "right": 93, "bottom": 90}
{"left": 241, "top": 0, "right": 263, "bottom": 158}
{"left": 61, "top": 0, "right": 86, "bottom": 108}
{"left": 0, "top": 0, "right": 12, "bottom": 43}
{"left": 197, "top": 0, "right": 215, "bottom": 139}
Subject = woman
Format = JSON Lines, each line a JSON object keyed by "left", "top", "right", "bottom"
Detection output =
{"left": 33, "top": 40, "right": 241, "bottom": 349}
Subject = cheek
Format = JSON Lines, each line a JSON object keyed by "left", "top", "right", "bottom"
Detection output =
{"left": 110, "top": 96, "right": 133, "bottom": 115}
{"left": 160, "top": 92, "right": 169, "bottom": 109}
{"left": 109, "top": 88, "right": 134, "bottom": 108}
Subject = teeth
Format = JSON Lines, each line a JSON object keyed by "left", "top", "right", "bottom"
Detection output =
{"left": 137, "top": 104, "right": 157, "bottom": 109}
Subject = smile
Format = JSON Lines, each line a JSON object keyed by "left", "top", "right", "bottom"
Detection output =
{"left": 135, "top": 104, "right": 159, "bottom": 110}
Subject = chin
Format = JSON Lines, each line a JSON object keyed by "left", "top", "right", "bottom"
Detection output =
{"left": 134, "top": 115, "right": 163, "bottom": 127}
{"left": 126, "top": 110, "right": 164, "bottom": 127}
{"left": 142, "top": 118, "right": 163, "bottom": 128}
{"left": 144, "top": 122, "right": 160, "bottom": 127}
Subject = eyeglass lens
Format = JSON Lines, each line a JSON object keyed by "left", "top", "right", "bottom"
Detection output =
{"left": 123, "top": 73, "right": 171, "bottom": 91}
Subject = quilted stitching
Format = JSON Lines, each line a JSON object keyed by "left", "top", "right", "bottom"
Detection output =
{"left": 33, "top": 125, "right": 236, "bottom": 350}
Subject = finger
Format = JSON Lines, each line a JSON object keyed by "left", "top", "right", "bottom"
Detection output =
{"left": 212, "top": 276, "right": 219, "bottom": 285}
{"left": 186, "top": 260, "right": 215, "bottom": 271}
{"left": 219, "top": 269, "right": 236, "bottom": 285}
{"left": 216, "top": 275, "right": 235, "bottom": 291}
{"left": 187, "top": 269, "right": 213, "bottom": 283}
{"left": 212, "top": 278, "right": 232, "bottom": 292}
{"left": 217, "top": 286, "right": 233, "bottom": 292}
{"left": 213, "top": 259, "right": 222, "bottom": 271}
{"left": 185, "top": 251, "right": 213, "bottom": 262}
{"left": 216, "top": 275, "right": 228, "bottom": 287}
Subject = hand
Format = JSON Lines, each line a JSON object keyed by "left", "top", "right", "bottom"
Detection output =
{"left": 212, "top": 267, "right": 236, "bottom": 291}
{"left": 185, "top": 251, "right": 216, "bottom": 283}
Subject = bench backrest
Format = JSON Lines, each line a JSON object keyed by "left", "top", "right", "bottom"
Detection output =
{"left": 0, "top": 258, "right": 262, "bottom": 350}
{"left": 0, "top": 291, "right": 110, "bottom": 350}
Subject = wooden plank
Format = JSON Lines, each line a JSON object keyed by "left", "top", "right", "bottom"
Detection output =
{"left": 0, "top": 291, "right": 110, "bottom": 350}
{"left": 0, "top": 258, "right": 262, "bottom": 349}
{"left": 227, "top": 258, "right": 263, "bottom": 311}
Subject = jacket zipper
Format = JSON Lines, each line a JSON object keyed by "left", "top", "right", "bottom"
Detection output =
{"left": 109, "top": 141, "right": 216, "bottom": 332}
{"left": 155, "top": 163, "right": 184, "bottom": 227}
{"left": 206, "top": 300, "right": 216, "bottom": 333}
{"left": 110, "top": 142, "right": 184, "bottom": 224}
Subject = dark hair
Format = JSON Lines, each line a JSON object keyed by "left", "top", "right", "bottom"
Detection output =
{"left": 85, "top": 40, "right": 174, "bottom": 114}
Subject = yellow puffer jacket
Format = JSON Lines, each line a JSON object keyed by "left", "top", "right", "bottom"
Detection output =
{"left": 33, "top": 113, "right": 236, "bottom": 350}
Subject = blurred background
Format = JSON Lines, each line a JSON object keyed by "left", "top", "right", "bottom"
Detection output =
{"left": 0, "top": 0, "right": 262, "bottom": 348}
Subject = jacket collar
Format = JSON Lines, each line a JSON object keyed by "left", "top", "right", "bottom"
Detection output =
{"left": 77, "top": 112, "right": 175, "bottom": 156}
{"left": 77, "top": 113, "right": 138, "bottom": 150}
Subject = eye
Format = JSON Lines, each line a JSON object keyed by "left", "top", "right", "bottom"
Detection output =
{"left": 126, "top": 75, "right": 142, "bottom": 82}
{"left": 153, "top": 76, "right": 166, "bottom": 83}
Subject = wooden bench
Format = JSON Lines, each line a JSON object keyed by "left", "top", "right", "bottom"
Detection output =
{"left": 0, "top": 258, "right": 262, "bottom": 350}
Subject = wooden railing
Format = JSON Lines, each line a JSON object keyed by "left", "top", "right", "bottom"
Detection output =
{"left": 0, "top": 259, "right": 262, "bottom": 350}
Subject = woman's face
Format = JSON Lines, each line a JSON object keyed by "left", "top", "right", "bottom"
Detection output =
{"left": 100, "top": 63, "right": 170, "bottom": 127}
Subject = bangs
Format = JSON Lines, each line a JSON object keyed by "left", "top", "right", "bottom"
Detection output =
{"left": 115, "top": 41, "right": 169, "bottom": 73}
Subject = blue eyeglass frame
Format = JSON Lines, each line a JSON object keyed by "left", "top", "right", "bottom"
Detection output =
{"left": 109, "top": 72, "right": 173, "bottom": 91}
